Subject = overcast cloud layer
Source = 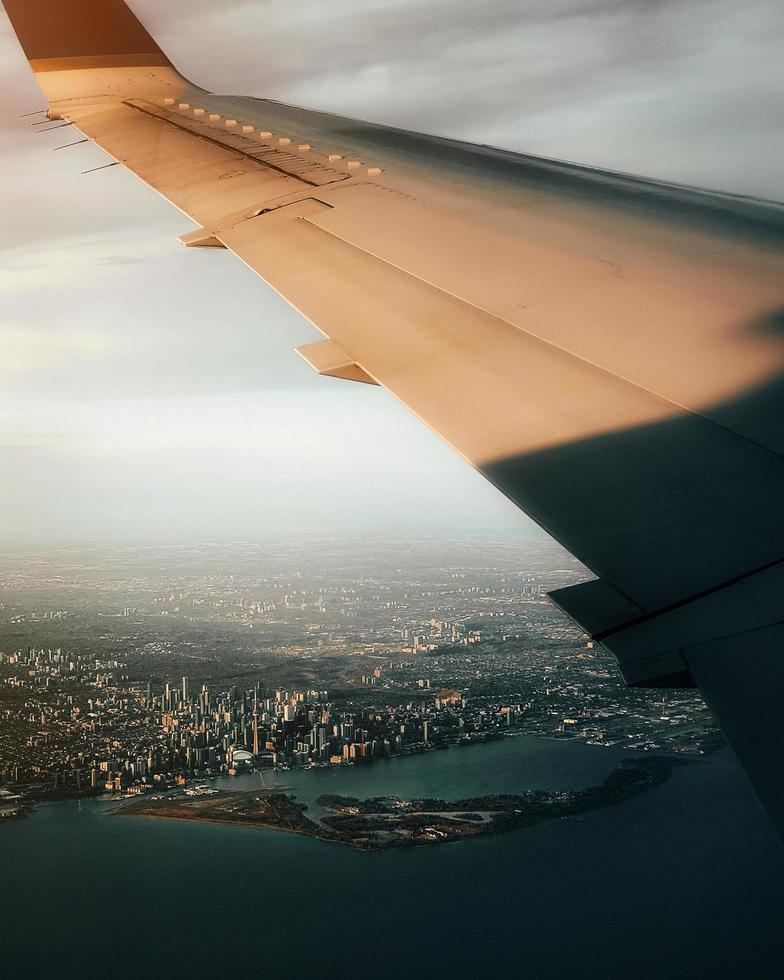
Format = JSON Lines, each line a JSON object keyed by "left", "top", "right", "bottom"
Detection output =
{"left": 140, "top": 0, "right": 784, "bottom": 199}
{"left": 0, "top": 1, "right": 781, "bottom": 548}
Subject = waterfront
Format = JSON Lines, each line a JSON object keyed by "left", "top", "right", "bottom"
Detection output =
{"left": 2, "top": 735, "right": 783, "bottom": 979}
{"left": 0, "top": 537, "right": 720, "bottom": 803}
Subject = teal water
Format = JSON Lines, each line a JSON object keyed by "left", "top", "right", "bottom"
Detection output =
{"left": 229, "top": 734, "right": 626, "bottom": 807}
{"left": 1, "top": 736, "right": 782, "bottom": 979}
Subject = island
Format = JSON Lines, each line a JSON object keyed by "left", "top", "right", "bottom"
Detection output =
{"left": 113, "top": 756, "right": 687, "bottom": 849}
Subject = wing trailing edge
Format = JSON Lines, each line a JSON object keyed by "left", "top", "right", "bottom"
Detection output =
{"left": 552, "top": 561, "right": 784, "bottom": 686}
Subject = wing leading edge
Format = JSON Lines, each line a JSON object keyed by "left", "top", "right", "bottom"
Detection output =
{"left": 4, "top": 0, "right": 784, "bottom": 836}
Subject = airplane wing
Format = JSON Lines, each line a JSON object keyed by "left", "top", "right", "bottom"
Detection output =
{"left": 4, "top": 0, "right": 784, "bottom": 834}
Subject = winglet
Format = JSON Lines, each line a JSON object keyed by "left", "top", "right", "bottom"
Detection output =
{"left": 1, "top": 0, "right": 172, "bottom": 73}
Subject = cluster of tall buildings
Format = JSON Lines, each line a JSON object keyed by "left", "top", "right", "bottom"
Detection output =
{"left": 400, "top": 619, "right": 482, "bottom": 654}
{"left": 148, "top": 678, "right": 511, "bottom": 774}
{"left": 0, "top": 644, "right": 526, "bottom": 795}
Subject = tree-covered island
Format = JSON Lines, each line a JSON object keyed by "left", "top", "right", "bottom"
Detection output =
{"left": 114, "top": 756, "right": 688, "bottom": 849}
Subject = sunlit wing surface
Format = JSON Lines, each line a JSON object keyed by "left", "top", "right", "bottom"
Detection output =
{"left": 4, "top": 0, "right": 784, "bottom": 834}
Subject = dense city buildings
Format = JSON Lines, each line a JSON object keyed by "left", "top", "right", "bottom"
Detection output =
{"left": 0, "top": 537, "right": 720, "bottom": 815}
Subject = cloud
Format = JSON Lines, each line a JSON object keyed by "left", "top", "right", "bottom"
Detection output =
{"left": 0, "top": 323, "right": 119, "bottom": 375}
{"left": 0, "top": 225, "right": 320, "bottom": 400}
{"left": 133, "top": 0, "right": 784, "bottom": 199}
{"left": 0, "top": 388, "right": 524, "bottom": 546}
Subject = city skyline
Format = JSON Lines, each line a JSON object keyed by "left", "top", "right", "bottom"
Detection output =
{"left": 0, "top": 535, "right": 716, "bottom": 805}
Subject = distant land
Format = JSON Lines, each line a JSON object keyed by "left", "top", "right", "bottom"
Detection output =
{"left": 114, "top": 756, "right": 688, "bottom": 849}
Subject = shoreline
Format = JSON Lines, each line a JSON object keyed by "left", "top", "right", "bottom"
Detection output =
{"left": 110, "top": 806, "right": 360, "bottom": 847}
{"left": 112, "top": 800, "right": 574, "bottom": 850}
{"left": 3, "top": 734, "right": 713, "bottom": 828}
{"left": 108, "top": 755, "right": 684, "bottom": 851}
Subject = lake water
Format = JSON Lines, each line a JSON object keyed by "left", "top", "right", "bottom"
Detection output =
{"left": 2, "top": 736, "right": 782, "bottom": 979}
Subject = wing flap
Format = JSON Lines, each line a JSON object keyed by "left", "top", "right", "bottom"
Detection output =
{"left": 552, "top": 561, "right": 784, "bottom": 688}
{"left": 549, "top": 578, "right": 643, "bottom": 637}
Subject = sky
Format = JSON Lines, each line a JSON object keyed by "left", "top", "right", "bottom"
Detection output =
{"left": 0, "top": 0, "right": 782, "bottom": 549}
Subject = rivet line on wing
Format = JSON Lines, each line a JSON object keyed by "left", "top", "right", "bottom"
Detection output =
{"left": 157, "top": 98, "right": 386, "bottom": 177}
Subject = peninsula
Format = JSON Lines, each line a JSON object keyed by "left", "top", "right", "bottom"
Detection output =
{"left": 114, "top": 756, "right": 685, "bottom": 849}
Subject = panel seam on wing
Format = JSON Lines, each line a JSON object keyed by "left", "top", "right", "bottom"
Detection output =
{"left": 295, "top": 212, "right": 784, "bottom": 466}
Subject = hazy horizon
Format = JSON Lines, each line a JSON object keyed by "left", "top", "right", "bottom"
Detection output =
{"left": 0, "top": 526, "right": 559, "bottom": 560}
